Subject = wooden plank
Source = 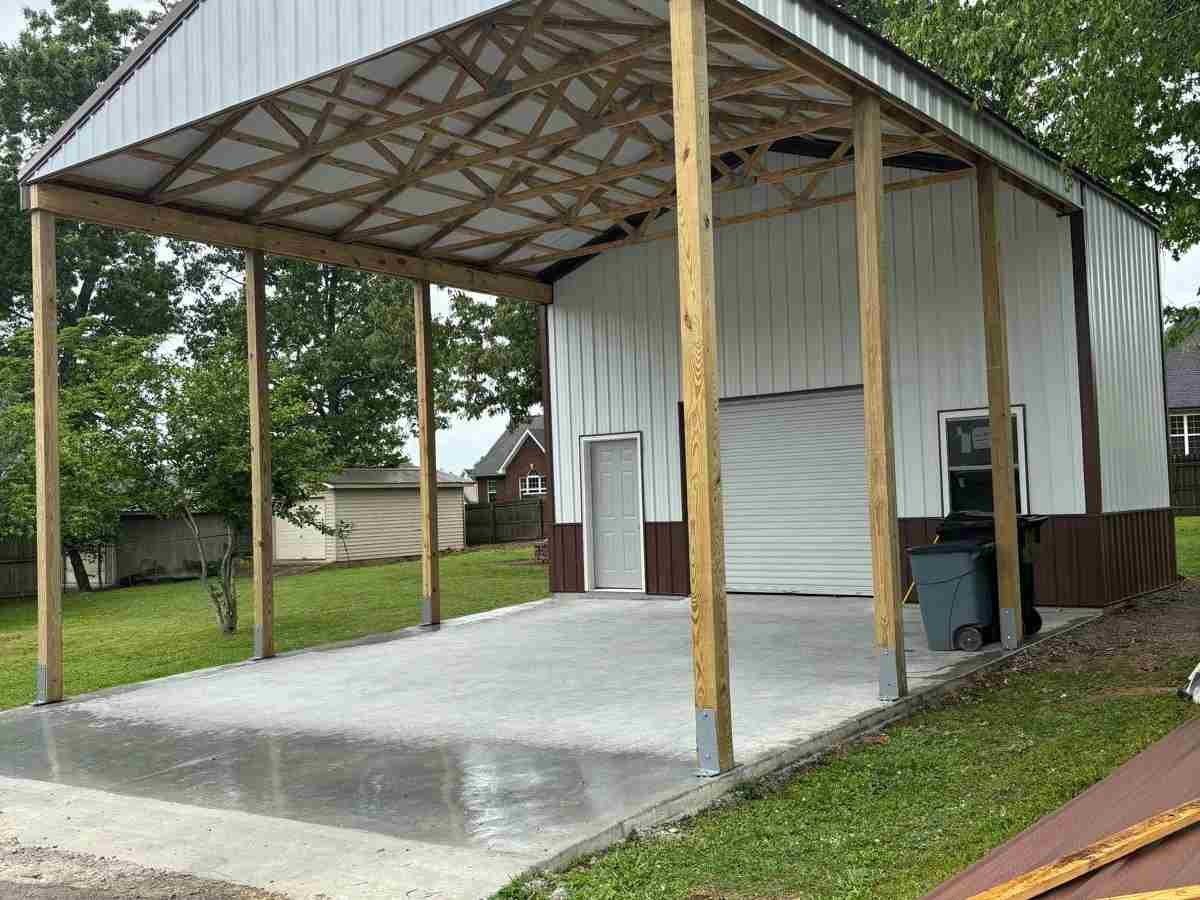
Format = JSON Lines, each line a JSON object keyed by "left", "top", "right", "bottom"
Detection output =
{"left": 966, "top": 798, "right": 1200, "bottom": 900}
{"left": 414, "top": 280, "right": 440, "bottom": 626}
{"left": 25, "top": 183, "right": 552, "bottom": 305}
{"left": 671, "top": 0, "right": 734, "bottom": 776}
{"left": 853, "top": 92, "right": 907, "bottom": 701}
{"left": 1097, "top": 889, "right": 1200, "bottom": 900}
{"left": 245, "top": 250, "right": 274, "bottom": 660}
{"left": 32, "top": 210, "right": 62, "bottom": 705}
{"left": 977, "top": 160, "right": 1023, "bottom": 649}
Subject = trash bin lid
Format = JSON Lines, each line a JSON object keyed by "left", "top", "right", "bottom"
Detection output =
{"left": 908, "top": 540, "right": 995, "bottom": 556}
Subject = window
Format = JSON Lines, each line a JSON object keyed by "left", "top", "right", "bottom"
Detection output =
{"left": 939, "top": 407, "right": 1028, "bottom": 515}
{"left": 486, "top": 479, "right": 498, "bottom": 503}
{"left": 520, "top": 472, "right": 547, "bottom": 497}
{"left": 1170, "top": 413, "right": 1200, "bottom": 458}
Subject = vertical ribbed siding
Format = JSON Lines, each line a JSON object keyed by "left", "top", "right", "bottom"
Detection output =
{"left": 1083, "top": 185, "right": 1170, "bottom": 512}
{"left": 32, "top": 0, "right": 515, "bottom": 180}
{"left": 548, "top": 158, "right": 1084, "bottom": 524}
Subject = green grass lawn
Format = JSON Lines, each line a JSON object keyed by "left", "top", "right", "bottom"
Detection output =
{"left": 500, "top": 593, "right": 1200, "bottom": 900}
{"left": 1177, "top": 515, "right": 1200, "bottom": 578}
{"left": 0, "top": 546, "right": 547, "bottom": 710}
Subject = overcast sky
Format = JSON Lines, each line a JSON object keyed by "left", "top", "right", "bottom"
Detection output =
{"left": 3, "top": 1, "right": 1198, "bottom": 470}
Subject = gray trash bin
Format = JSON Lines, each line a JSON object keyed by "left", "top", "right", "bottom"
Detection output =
{"left": 908, "top": 541, "right": 997, "bottom": 651}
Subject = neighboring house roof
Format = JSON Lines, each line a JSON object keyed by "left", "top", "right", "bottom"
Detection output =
{"left": 325, "top": 467, "right": 470, "bottom": 489}
{"left": 1165, "top": 346, "right": 1200, "bottom": 409}
{"left": 471, "top": 417, "right": 547, "bottom": 479}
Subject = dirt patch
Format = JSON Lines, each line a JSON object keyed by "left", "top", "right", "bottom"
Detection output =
{"left": 1006, "top": 582, "right": 1200, "bottom": 678}
{"left": 0, "top": 839, "right": 288, "bottom": 900}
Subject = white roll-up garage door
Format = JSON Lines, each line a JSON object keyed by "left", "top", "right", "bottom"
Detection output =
{"left": 720, "top": 389, "right": 872, "bottom": 595}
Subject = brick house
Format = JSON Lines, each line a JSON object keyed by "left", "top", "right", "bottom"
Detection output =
{"left": 471, "top": 416, "right": 549, "bottom": 505}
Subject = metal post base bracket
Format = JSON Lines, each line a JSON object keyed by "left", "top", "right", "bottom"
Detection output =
{"left": 420, "top": 597, "right": 440, "bottom": 627}
{"left": 695, "top": 708, "right": 726, "bottom": 777}
{"left": 252, "top": 624, "right": 273, "bottom": 661}
{"left": 34, "top": 663, "right": 59, "bottom": 706}
{"left": 1000, "top": 607, "right": 1020, "bottom": 650}
{"left": 878, "top": 647, "right": 902, "bottom": 702}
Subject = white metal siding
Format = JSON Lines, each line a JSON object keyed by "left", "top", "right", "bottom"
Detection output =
{"left": 30, "top": 0, "right": 516, "bottom": 180}
{"left": 273, "top": 494, "right": 330, "bottom": 561}
{"left": 722, "top": 391, "right": 871, "bottom": 595}
{"left": 549, "top": 156, "right": 1084, "bottom": 526}
{"left": 1084, "top": 186, "right": 1170, "bottom": 512}
{"left": 333, "top": 487, "right": 464, "bottom": 562}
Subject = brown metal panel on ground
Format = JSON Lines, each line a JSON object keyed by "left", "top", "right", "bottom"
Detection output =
{"left": 977, "top": 160, "right": 1023, "bottom": 649}
{"left": 853, "top": 91, "right": 907, "bottom": 701}
{"left": 32, "top": 210, "right": 62, "bottom": 705}
{"left": 414, "top": 280, "right": 440, "bottom": 626}
{"left": 245, "top": 250, "right": 274, "bottom": 660}
{"left": 924, "top": 719, "right": 1200, "bottom": 899}
{"left": 671, "top": 0, "right": 734, "bottom": 775}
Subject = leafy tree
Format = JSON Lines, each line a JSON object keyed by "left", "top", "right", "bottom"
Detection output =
{"left": 838, "top": 0, "right": 1199, "bottom": 259}
{"left": 160, "top": 337, "right": 332, "bottom": 633}
{"left": 175, "top": 247, "right": 456, "bottom": 467}
{"left": 1164, "top": 305, "right": 1200, "bottom": 349}
{"left": 0, "top": 322, "right": 170, "bottom": 590}
{"left": 444, "top": 293, "right": 541, "bottom": 425}
{"left": 0, "top": 1, "right": 178, "bottom": 343}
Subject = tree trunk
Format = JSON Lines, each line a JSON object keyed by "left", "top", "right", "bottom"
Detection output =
{"left": 67, "top": 547, "right": 93, "bottom": 593}
{"left": 217, "top": 523, "right": 239, "bottom": 634}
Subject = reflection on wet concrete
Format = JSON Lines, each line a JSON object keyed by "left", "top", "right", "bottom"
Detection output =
{"left": 0, "top": 705, "right": 693, "bottom": 854}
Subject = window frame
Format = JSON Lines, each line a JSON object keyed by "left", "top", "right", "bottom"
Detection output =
{"left": 486, "top": 479, "right": 498, "bottom": 503}
{"left": 938, "top": 406, "right": 1029, "bottom": 516}
{"left": 1169, "top": 412, "right": 1200, "bottom": 458}
{"left": 519, "top": 472, "right": 547, "bottom": 497}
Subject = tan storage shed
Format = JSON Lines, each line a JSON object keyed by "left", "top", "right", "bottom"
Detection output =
{"left": 273, "top": 468, "right": 468, "bottom": 564}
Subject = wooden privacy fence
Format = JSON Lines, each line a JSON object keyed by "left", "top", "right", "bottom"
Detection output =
{"left": 1171, "top": 460, "right": 1200, "bottom": 515}
{"left": 465, "top": 498, "right": 545, "bottom": 545}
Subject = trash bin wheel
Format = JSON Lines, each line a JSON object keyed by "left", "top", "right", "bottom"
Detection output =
{"left": 954, "top": 625, "right": 985, "bottom": 652}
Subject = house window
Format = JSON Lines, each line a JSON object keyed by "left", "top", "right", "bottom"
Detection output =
{"left": 486, "top": 479, "right": 498, "bottom": 503}
{"left": 520, "top": 473, "right": 547, "bottom": 497}
{"left": 1169, "top": 413, "right": 1200, "bottom": 458}
{"left": 939, "top": 407, "right": 1028, "bottom": 515}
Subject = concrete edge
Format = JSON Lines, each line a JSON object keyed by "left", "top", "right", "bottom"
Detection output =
{"left": 1, "top": 596, "right": 566, "bottom": 719}
{"left": 524, "top": 610, "right": 1102, "bottom": 879}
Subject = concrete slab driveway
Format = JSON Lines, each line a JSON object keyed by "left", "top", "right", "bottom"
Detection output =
{"left": 0, "top": 595, "right": 1094, "bottom": 899}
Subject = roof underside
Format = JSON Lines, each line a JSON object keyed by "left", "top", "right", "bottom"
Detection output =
{"left": 20, "top": 0, "right": 1086, "bottom": 289}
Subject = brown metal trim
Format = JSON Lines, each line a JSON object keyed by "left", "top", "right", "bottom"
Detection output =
{"left": 1070, "top": 209, "right": 1104, "bottom": 515}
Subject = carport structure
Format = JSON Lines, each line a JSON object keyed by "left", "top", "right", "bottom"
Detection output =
{"left": 19, "top": 0, "right": 1153, "bottom": 776}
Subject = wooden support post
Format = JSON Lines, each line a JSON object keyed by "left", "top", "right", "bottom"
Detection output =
{"left": 245, "top": 250, "right": 274, "bottom": 660}
{"left": 976, "top": 161, "right": 1023, "bottom": 650}
{"left": 415, "top": 280, "right": 440, "bottom": 626}
{"left": 32, "top": 211, "right": 62, "bottom": 705}
{"left": 670, "top": 0, "right": 734, "bottom": 775}
{"left": 853, "top": 92, "right": 907, "bottom": 701}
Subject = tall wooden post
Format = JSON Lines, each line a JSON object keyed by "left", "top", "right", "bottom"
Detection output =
{"left": 670, "top": 0, "right": 734, "bottom": 776}
{"left": 32, "top": 210, "right": 63, "bottom": 705}
{"left": 977, "top": 161, "right": 1023, "bottom": 649}
{"left": 853, "top": 93, "right": 907, "bottom": 701}
{"left": 415, "top": 280, "right": 440, "bottom": 626}
{"left": 245, "top": 250, "right": 274, "bottom": 660}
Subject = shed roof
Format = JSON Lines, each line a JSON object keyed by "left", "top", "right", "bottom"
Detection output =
{"left": 471, "top": 416, "right": 546, "bottom": 478}
{"left": 1166, "top": 346, "right": 1200, "bottom": 410}
{"left": 326, "top": 466, "right": 469, "bottom": 488}
{"left": 17, "top": 0, "right": 1151, "bottom": 298}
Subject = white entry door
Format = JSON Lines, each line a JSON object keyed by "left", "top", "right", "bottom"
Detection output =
{"left": 720, "top": 390, "right": 872, "bottom": 596}
{"left": 587, "top": 437, "right": 644, "bottom": 590}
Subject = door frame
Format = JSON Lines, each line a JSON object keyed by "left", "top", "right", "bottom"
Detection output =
{"left": 580, "top": 432, "right": 647, "bottom": 593}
